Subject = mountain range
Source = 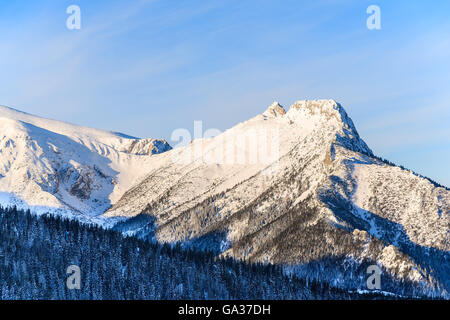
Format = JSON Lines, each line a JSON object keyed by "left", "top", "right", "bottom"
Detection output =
{"left": 0, "top": 100, "right": 448, "bottom": 297}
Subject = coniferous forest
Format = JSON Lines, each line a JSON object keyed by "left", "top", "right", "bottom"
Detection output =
{"left": 0, "top": 206, "right": 425, "bottom": 300}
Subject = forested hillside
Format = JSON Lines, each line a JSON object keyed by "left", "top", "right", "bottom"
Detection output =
{"left": 0, "top": 206, "right": 413, "bottom": 300}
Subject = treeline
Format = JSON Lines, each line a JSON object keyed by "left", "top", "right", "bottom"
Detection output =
{"left": 361, "top": 151, "right": 449, "bottom": 190}
{"left": 0, "top": 206, "right": 393, "bottom": 300}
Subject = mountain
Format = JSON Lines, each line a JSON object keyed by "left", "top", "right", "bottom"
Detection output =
{"left": 0, "top": 105, "right": 171, "bottom": 221}
{"left": 104, "top": 99, "right": 449, "bottom": 296}
{"left": 0, "top": 100, "right": 448, "bottom": 297}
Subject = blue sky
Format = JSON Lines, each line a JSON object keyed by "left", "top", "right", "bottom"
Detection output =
{"left": 0, "top": 0, "right": 449, "bottom": 186}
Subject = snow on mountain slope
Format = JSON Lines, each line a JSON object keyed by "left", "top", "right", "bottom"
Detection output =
{"left": 0, "top": 105, "right": 171, "bottom": 220}
{"left": 0, "top": 100, "right": 447, "bottom": 296}
{"left": 104, "top": 99, "right": 449, "bottom": 296}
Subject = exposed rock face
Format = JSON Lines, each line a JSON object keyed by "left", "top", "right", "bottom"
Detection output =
{"left": 263, "top": 101, "right": 286, "bottom": 118}
{"left": 124, "top": 138, "right": 172, "bottom": 156}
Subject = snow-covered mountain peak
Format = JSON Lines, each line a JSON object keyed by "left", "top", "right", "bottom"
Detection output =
{"left": 0, "top": 104, "right": 171, "bottom": 217}
{"left": 0, "top": 105, "right": 171, "bottom": 156}
{"left": 282, "top": 99, "right": 373, "bottom": 155}
{"left": 103, "top": 99, "right": 449, "bottom": 297}
{"left": 262, "top": 101, "right": 286, "bottom": 118}
{"left": 290, "top": 98, "right": 338, "bottom": 109}
{"left": 0, "top": 105, "right": 121, "bottom": 140}
{"left": 287, "top": 99, "right": 347, "bottom": 124}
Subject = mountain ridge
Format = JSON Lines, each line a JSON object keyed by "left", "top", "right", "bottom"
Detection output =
{"left": 0, "top": 104, "right": 171, "bottom": 221}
